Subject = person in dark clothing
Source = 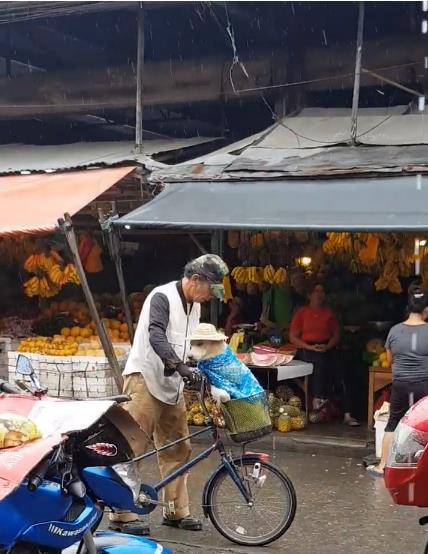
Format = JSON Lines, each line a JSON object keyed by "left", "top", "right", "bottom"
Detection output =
{"left": 368, "top": 283, "right": 428, "bottom": 476}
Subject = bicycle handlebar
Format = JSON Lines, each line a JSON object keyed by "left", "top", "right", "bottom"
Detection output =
{"left": 198, "top": 376, "right": 212, "bottom": 421}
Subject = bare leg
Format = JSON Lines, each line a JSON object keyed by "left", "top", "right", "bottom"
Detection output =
{"left": 378, "top": 431, "right": 394, "bottom": 470}
{"left": 368, "top": 431, "right": 393, "bottom": 475}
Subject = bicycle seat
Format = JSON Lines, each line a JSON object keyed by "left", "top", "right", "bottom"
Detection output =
{"left": 94, "top": 395, "right": 130, "bottom": 404}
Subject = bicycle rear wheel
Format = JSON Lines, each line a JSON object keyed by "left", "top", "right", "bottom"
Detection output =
{"left": 206, "top": 458, "right": 296, "bottom": 546}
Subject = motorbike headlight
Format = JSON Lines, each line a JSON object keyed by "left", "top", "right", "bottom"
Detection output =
{"left": 388, "top": 421, "right": 428, "bottom": 467}
{"left": 112, "top": 461, "right": 141, "bottom": 503}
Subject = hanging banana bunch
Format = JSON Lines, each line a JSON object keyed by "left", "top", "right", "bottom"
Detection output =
{"left": 263, "top": 264, "right": 276, "bottom": 285}
{"left": 273, "top": 267, "right": 287, "bottom": 285}
{"left": 231, "top": 265, "right": 287, "bottom": 287}
{"left": 358, "top": 234, "right": 379, "bottom": 266}
{"left": 231, "top": 266, "right": 249, "bottom": 285}
{"left": 322, "top": 233, "right": 353, "bottom": 255}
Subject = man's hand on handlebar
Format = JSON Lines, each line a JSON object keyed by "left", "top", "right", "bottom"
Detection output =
{"left": 175, "top": 363, "right": 203, "bottom": 389}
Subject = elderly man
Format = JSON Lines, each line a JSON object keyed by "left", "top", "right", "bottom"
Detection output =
{"left": 109, "top": 254, "right": 228, "bottom": 535}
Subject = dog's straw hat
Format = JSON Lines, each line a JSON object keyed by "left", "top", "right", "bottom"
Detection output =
{"left": 188, "top": 323, "right": 227, "bottom": 342}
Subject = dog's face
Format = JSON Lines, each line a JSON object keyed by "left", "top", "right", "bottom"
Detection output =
{"left": 188, "top": 340, "right": 226, "bottom": 362}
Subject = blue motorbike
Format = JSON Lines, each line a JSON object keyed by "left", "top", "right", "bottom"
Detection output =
{"left": 0, "top": 356, "right": 173, "bottom": 554}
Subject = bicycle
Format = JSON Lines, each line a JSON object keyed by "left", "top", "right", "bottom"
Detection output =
{"left": 123, "top": 376, "right": 297, "bottom": 547}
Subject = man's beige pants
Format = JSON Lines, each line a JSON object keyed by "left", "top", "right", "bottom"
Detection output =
{"left": 109, "top": 373, "right": 191, "bottom": 523}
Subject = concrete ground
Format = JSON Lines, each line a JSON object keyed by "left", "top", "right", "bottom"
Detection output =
{"left": 106, "top": 447, "right": 428, "bottom": 554}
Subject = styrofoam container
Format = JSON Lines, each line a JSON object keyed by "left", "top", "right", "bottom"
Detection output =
{"left": 375, "top": 414, "right": 389, "bottom": 458}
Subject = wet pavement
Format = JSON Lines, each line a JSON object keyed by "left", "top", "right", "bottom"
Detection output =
{"left": 105, "top": 447, "right": 428, "bottom": 554}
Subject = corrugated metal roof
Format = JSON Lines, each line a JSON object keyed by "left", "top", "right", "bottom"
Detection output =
{"left": 0, "top": 138, "right": 217, "bottom": 175}
{"left": 150, "top": 107, "right": 428, "bottom": 182}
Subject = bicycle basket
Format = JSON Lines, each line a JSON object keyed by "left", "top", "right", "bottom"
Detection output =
{"left": 220, "top": 392, "right": 272, "bottom": 443}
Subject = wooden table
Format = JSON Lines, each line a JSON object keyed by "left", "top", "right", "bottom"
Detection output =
{"left": 367, "top": 366, "right": 392, "bottom": 429}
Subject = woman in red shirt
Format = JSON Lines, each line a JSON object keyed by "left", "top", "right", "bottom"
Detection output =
{"left": 290, "top": 283, "right": 359, "bottom": 426}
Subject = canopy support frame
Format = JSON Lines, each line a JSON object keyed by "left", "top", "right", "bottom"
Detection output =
{"left": 59, "top": 213, "right": 123, "bottom": 391}
{"left": 99, "top": 212, "right": 135, "bottom": 344}
{"left": 135, "top": 2, "right": 145, "bottom": 154}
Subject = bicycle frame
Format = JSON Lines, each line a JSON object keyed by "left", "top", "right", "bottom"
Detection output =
{"left": 129, "top": 378, "right": 253, "bottom": 503}
{"left": 131, "top": 422, "right": 251, "bottom": 502}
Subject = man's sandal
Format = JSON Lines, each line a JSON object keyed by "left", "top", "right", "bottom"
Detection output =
{"left": 162, "top": 516, "right": 202, "bottom": 531}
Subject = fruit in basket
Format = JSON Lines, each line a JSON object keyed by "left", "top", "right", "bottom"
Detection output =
{"left": 290, "top": 415, "right": 306, "bottom": 430}
{"left": 288, "top": 396, "right": 302, "bottom": 409}
{"left": 186, "top": 412, "right": 194, "bottom": 425}
{"left": 281, "top": 404, "right": 301, "bottom": 418}
{"left": 189, "top": 403, "right": 201, "bottom": 415}
{"left": 276, "top": 413, "right": 292, "bottom": 433}
{"left": 192, "top": 413, "right": 205, "bottom": 426}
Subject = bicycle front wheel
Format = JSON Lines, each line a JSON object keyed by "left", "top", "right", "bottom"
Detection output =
{"left": 206, "top": 458, "right": 296, "bottom": 546}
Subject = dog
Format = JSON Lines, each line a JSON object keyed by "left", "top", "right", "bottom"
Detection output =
{"left": 187, "top": 323, "right": 263, "bottom": 404}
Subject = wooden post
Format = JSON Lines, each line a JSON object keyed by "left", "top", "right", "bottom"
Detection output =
{"left": 58, "top": 214, "right": 123, "bottom": 391}
{"left": 135, "top": 2, "right": 144, "bottom": 154}
{"left": 350, "top": 1, "right": 365, "bottom": 144}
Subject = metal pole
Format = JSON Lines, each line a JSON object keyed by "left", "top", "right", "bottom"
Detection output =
{"left": 361, "top": 68, "right": 423, "bottom": 97}
{"left": 98, "top": 209, "right": 135, "bottom": 343}
{"left": 59, "top": 214, "right": 123, "bottom": 391}
{"left": 135, "top": 2, "right": 145, "bottom": 153}
{"left": 109, "top": 227, "right": 135, "bottom": 343}
{"left": 350, "top": 1, "right": 365, "bottom": 144}
{"left": 415, "top": 238, "right": 421, "bottom": 276}
{"left": 210, "top": 231, "right": 220, "bottom": 326}
{"left": 189, "top": 233, "right": 207, "bottom": 255}
{"left": 5, "top": 27, "right": 11, "bottom": 79}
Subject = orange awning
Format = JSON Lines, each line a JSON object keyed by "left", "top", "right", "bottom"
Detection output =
{"left": 0, "top": 166, "right": 135, "bottom": 236}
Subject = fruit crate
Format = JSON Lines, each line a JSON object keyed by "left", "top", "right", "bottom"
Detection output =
{"left": 8, "top": 351, "right": 126, "bottom": 399}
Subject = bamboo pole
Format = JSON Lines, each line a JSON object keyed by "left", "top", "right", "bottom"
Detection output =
{"left": 58, "top": 214, "right": 123, "bottom": 391}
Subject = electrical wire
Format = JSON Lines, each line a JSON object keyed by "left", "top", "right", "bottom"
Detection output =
{"left": 207, "top": 2, "right": 418, "bottom": 147}
{"left": 0, "top": 2, "right": 133, "bottom": 25}
{"left": 237, "top": 61, "right": 425, "bottom": 95}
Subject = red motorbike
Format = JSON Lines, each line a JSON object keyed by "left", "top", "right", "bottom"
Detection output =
{"left": 384, "top": 396, "right": 428, "bottom": 552}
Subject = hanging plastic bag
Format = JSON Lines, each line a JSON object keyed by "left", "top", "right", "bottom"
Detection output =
{"left": 0, "top": 413, "right": 42, "bottom": 449}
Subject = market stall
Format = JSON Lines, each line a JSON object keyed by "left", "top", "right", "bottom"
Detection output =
{"left": 0, "top": 167, "right": 139, "bottom": 395}
{"left": 112, "top": 174, "right": 428, "bottom": 439}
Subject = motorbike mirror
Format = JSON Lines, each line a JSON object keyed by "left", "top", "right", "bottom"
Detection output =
{"left": 16, "top": 355, "right": 43, "bottom": 392}
{"left": 16, "top": 355, "right": 34, "bottom": 376}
